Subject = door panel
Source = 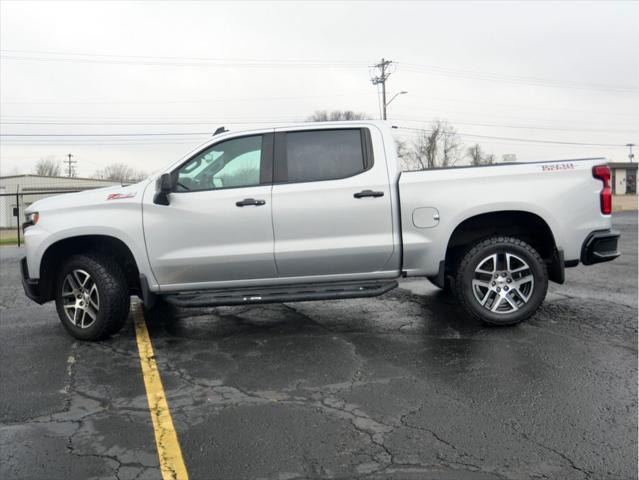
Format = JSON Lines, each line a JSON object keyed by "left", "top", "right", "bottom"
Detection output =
{"left": 142, "top": 132, "right": 276, "bottom": 288}
{"left": 271, "top": 127, "right": 395, "bottom": 277}
{"left": 143, "top": 186, "right": 276, "bottom": 287}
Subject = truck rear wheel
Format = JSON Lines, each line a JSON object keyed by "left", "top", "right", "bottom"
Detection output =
{"left": 454, "top": 236, "right": 548, "bottom": 326}
{"left": 55, "top": 253, "right": 131, "bottom": 341}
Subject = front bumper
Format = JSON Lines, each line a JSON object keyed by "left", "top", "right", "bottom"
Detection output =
{"left": 20, "top": 257, "right": 46, "bottom": 304}
{"left": 581, "top": 230, "right": 620, "bottom": 265}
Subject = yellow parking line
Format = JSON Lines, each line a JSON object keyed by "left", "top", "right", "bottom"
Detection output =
{"left": 133, "top": 303, "right": 189, "bottom": 480}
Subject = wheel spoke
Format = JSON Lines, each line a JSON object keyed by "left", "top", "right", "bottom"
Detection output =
{"left": 503, "top": 293, "right": 519, "bottom": 310}
{"left": 475, "top": 254, "right": 497, "bottom": 274}
{"left": 472, "top": 281, "right": 491, "bottom": 305}
{"left": 89, "top": 284, "right": 100, "bottom": 309}
{"left": 66, "top": 274, "right": 79, "bottom": 291}
{"left": 85, "top": 306, "right": 97, "bottom": 321}
{"left": 73, "top": 271, "right": 87, "bottom": 288}
{"left": 472, "top": 278, "right": 491, "bottom": 289}
{"left": 512, "top": 285, "right": 531, "bottom": 302}
{"left": 513, "top": 275, "right": 535, "bottom": 288}
{"left": 490, "top": 295, "right": 504, "bottom": 312}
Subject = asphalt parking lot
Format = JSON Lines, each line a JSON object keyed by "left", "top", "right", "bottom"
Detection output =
{"left": 1, "top": 211, "right": 637, "bottom": 480}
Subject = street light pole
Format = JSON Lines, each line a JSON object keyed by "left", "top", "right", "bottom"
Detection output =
{"left": 385, "top": 91, "right": 408, "bottom": 111}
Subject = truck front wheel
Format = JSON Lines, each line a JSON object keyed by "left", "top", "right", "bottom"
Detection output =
{"left": 454, "top": 236, "right": 548, "bottom": 326}
{"left": 54, "top": 253, "right": 131, "bottom": 340}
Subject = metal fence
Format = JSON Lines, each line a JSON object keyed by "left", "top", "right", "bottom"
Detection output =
{"left": 0, "top": 185, "right": 104, "bottom": 246}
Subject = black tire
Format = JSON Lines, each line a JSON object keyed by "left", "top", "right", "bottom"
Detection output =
{"left": 454, "top": 236, "right": 548, "bottom": 326}
{"left": 55, "top": 253, "right": 131, "bottom": 341}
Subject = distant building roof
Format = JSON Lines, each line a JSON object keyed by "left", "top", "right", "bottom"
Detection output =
{"left": 0, "top": 174, "right": 119, "bottom": 182}
{"left": 609, "top": 162, "right": 638, "bottom": 170}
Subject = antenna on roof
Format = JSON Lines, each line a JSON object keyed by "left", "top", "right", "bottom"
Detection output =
{"left": 213, "top": 126, "right": 228, "bottom": 136}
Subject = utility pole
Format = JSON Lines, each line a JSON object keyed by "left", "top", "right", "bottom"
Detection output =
{"left": 370, "top": 58, "right": 394, "bottom": 120}
{"left": 66, "top": 153, "right": 77, "bottom": 177}
{"left": 627, "top": 143, "right": 635, "bottom": 162}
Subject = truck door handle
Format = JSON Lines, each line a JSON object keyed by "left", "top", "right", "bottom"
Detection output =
{"left": 354, "top": 190, "right": 384, "bottom": 199}
{"left": 236, "top": 198, "right": 266, "bottom": 207}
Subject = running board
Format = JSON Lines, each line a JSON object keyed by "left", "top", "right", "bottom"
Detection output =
{"left": 162, "top": 280, "right": 398, "bottom": 308}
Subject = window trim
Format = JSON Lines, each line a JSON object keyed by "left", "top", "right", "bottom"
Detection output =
{"left": 273, "top": 127, "right": 374, "bottom": 185}
{"left": 171, "top": 133, "right": 274, "bottom": 194}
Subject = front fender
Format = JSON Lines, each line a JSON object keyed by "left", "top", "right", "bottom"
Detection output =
{"left": 24, "top": 204, "right": 158, "bottom": 290}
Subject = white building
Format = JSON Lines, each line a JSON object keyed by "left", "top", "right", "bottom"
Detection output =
{"left": 610, "top": 162, "right": 637, "bottom": 195}
{"left": 0, "top": 175, "right": 120, "bottom": 228}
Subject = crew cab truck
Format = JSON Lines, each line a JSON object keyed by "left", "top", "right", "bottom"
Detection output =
{"left": 20, "top": 121, "right": 620, "bottom": 340}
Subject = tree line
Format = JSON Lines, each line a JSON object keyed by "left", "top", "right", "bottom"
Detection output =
{"left": 33, "top": 156, "right": 147, "bottom": 183}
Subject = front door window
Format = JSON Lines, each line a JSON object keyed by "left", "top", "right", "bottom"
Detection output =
{"left": 176, "top": 135, "right": 263, "bottom": 192}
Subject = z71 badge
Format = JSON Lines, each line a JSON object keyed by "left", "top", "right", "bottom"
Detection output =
{"left": 106, "top": 192, "right": 136, "bottom": 200}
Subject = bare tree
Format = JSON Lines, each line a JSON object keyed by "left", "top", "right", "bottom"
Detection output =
{"left": 467, "top": 144, "right": 484, "bottom": 166}
{"left": 34, "top": 156, "right": 61, "bottom": 176}
{"left": 466, "top": 143, "right": 496, "bottom": 166}
{"left": 409, "top": 120, "right": 461, "bottom": 169}
{"left": 306, "top": 110, "right": 370, "bottom": 122}
{"left": 395, "top": 136, "right": 422, "bottom": 171}
{"left": 93, "top": 163, "right": 147, "bottom": 183}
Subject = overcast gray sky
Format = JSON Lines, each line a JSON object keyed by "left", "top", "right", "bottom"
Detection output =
{"left": 1, "top": 0, "right": 638, "bottom": 177}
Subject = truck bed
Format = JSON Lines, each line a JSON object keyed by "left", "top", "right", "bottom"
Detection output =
{"left": 398, "top": 158, "right": 612, "bottom": 276}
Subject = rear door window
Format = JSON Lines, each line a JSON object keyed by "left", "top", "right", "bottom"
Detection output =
{"left": 279, "top": 129, "right": 368, "bottom": 183}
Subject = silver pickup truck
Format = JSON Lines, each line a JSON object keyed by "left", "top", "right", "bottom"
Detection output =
{"left": 20, "top": 121, "right": 620, "bottom": 340}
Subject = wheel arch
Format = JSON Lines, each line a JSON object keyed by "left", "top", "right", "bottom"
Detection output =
{"left": 443, "top": 210, "right": 563, "bottom": 284}
{"left": 39, "top": 234, "right": 142, "bottom": 302}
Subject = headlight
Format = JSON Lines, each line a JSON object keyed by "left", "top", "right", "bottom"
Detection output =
{"left": 23, "top": 212, "right": 39, "bottom": 231}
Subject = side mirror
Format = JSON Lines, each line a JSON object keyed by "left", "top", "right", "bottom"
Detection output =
{"left": 153, "top": 173, "right": 175, "bottom": 205}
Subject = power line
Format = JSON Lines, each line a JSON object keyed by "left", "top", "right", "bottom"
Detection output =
{"left": 0, "top": 49, "right": 368, "bottom": 66}
{"left": 3, "top": 92, "right": 636, "bottom": 120}
{"left": 0, "top": 132, "right": 211, "bottom": 137}
{"left": 1, "top": 128, "right": 628, "bottom": 148}
{"left": 0, "top": 92, "right": 376, "bottom": 105}
{"left": 393, "top": 126, "right": 627, "bottom": 147}
{"left": 1, "top": 141, "right": 202, "bottom": 146}
{"left": 399, "top": 62, "right": 638, "bottom": 94}
{"left": 0, "top": 54, "right": 367, "bottom": 69}
{"left": 3, "top": 118, "right": 636, "bottom": 134}
{"left": 390, "top": 117, "right": 638, "bottom": 134}
{"left": 3, "top": 49, "right": 636, "bottom": 93}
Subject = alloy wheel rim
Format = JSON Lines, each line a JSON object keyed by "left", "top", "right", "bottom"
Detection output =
{"left": 62, "top": 269, "right": 100, "bottom": 328}
{"left": 472, "top": 252, "right": 534, "bottom": 314}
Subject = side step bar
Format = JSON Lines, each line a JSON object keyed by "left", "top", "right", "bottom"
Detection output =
{"left": 163, "top": 280, "right": 398, "bottom": 308}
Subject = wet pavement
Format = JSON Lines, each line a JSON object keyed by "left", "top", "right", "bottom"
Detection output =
{"left": 1, "top": 211, "right": 637, "bottom": 480}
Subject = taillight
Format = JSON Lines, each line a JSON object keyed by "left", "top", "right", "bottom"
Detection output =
{"left": 592, "top": 165, "right": 612, "bottom": 215}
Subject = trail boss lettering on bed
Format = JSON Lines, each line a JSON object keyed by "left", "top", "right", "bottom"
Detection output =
{"left": 542, "top": 163, "right": 575, "bottom": 172}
